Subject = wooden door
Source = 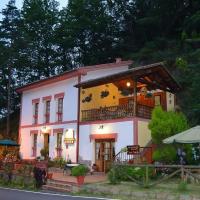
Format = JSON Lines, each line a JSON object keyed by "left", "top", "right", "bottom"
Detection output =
{"left": 95, "top": 140, "right": 115, "bottom": 172}
{"left": 44, "top": 134, "right": 49, "bottom": 151}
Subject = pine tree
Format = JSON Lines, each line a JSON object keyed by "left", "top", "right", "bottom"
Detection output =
{"left": 21, "top": 0, "right": 59, "bottom": 78}
{"left": 0, "top": 0, "right": 22, "bottom": 137}
{"left": 58, "top": 0, "right": 120, "bottom": 67}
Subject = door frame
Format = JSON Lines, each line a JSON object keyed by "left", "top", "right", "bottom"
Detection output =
{"left": 94, "top": 139, "right": 115, "bottom": 172}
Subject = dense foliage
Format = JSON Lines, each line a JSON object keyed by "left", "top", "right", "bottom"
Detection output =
{"left": 149, "top": 107, "right": 189, "bottom": 163}
{"left": 108, "top": 165, "right": 154, "bottom": 184}
{"left": 149, "top": 107, "right": 189, "bottom": 144}
{"left": 0, "top": 0, "right": 200, "bottom": 138}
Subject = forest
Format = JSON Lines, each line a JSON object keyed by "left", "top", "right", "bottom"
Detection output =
{"left": 0, "top": 0, "right": 200, "bottom": 139}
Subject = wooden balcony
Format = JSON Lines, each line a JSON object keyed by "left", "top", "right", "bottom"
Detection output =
{"left": 81, "top": 103, "right": 153, "bottom": 122}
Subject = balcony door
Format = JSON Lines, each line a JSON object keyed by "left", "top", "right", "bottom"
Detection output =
{"left": 95, "top": 139, "right": 115, "bottom": 172}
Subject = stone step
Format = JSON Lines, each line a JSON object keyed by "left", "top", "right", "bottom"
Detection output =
{"left": 47, "top": 182, "right": 72, "bottom": 189}
{"left": 47, "top": 179, "right": 77, "bottom": 186}
{"left": 91, "top": 171, "right": 105, "bottom": 176}
{"left": 42, "top": 184, "right": 71, "bottom": 193}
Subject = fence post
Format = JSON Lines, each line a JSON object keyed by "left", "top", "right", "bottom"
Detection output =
{"left": 181, "top": 166, "right": 184, "bottom": 181}
{"left": 145, "top": 165, "right": 149, "bottom": 187}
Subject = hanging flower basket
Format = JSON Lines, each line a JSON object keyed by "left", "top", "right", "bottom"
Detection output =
{"left": 100, "top": 90, "right": 109, "bottom": 98}
{"left": 145, "top": 92, "right": 153, "bottom": 98}
{"left": 121, "top": 89, "right": 131, "bottom": 96}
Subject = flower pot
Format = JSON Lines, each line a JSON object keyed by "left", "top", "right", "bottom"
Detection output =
{"left": 76, "top": 176, "right": 85, "bottom": 185}
{"left": 47, "top": 173, "right": 53, "bottom": 179}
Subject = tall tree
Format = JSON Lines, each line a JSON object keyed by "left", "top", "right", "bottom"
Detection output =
{"left": 58, "top": 0, "right": 120, "bottom": 67}
{"left": 21, "top": 0, "right": 59, "bottom": 79}
{"left": 0, "top": 0, "right": 22, "bottom": 137}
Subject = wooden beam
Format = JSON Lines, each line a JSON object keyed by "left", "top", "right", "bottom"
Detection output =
{"left": 138, "top": 77, "right": 173, "bottom": 93}
{"left": 133, "top": 79, "right": 137, "bottom": 116}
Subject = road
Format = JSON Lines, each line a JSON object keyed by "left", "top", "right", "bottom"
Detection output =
{"left": 0, "top": 187, "right": 115, "bottom": 200}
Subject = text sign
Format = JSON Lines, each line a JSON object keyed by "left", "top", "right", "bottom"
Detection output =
{"left": 127, "top": 145, "right": 140, "bottom": 155}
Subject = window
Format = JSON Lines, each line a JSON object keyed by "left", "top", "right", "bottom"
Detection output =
{"left": 33, "top": 103, "right": 39, "bottom": 124}
{"left": 56, "top": 133, "right": 63, "bottom": 157}
{"left": 57, "top": 98, "right": 63, "bottom": 122}
{"left": 32, "top": 134, "right": 37, "bottom": 157}
{"left": 57, "top": 133, "right": 62, "bottom": 148}
{"left": 154, "top": 95, "right": 161, "bottom": 106}
{"left": 45, "top": 100, "right": 50, "bottom": 123}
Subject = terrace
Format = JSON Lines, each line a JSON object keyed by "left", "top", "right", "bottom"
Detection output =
{"left": 75, "top": 62, "right": 180, "bottom": 122}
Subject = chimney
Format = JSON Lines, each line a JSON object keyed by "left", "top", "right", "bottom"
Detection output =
{"left": 115, "top": 58, "right": 122, "bottom": 63}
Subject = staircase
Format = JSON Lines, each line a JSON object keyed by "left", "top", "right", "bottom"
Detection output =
{"left": 42, "top": 179, "right": 76, "bottom": 193}
{"left": 115, "top": 144, "right": 154, "bottom": 164}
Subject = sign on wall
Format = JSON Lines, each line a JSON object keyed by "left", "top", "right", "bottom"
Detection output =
{"left": 127, "top": 145, "right": 140, "bottom": 155}
{"left": 64, "top": 129, "right": 75, "bottom": 144}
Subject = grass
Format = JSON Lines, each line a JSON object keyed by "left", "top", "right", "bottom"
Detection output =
{"left": 77, "top": 179, "right": 200, "bottom": 200}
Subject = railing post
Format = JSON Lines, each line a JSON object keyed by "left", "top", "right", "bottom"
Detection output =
{"left": 181, "top": 165, "right": 185, "bottom": 181}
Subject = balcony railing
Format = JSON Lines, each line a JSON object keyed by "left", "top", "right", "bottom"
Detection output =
{"left": 81, "top": 103, "right": 153, "bottom": 122}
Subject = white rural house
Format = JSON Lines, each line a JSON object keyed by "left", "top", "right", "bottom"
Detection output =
{"left": 17, "top": 59, "right": 180, "bottom": 172}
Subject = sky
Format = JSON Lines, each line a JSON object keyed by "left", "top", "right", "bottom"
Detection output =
{"left": 0, "top": 0, "right": 68, "bottom": 11}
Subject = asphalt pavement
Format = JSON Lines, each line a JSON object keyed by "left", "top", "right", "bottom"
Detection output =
{"left": 0, "top": 187, "right": 115, "bottom": 200}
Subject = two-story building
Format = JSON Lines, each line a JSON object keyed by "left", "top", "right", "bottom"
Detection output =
{"left": 17, "top": 59, "right": 180, "bottom": 172}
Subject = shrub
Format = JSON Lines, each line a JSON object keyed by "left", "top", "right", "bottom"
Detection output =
{"left": 177, "top": 181, "right": 188, "bottom": 192}
{"left": 3, "top": 162, "right": 14, "bottom": 183}
{"left": 40, "top": 148, "right": 49, "bottom": 160}
{"left": 148, "top": 107, "right": 189, "bottom": 163}
{"left": 107, "top": 165, "right": 123, "bottom": 184}
{"left": 149, "top": 106, "right": 188, "bottom": 144}
{"left": 107, "top": 165, "right": 154, "bottom": 184}
{"left": 71, "top": 164, "right": 88, "bottom": 177}
{"left": 52, "top": 157, "right": 67, "bottom": 168}
{"left": 153, "top": 145, "right": 177, "bottom": 163}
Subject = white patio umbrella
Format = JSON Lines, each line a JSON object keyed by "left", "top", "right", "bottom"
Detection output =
{"left": 163, "top": 126, "right": 200, "bottom": 144}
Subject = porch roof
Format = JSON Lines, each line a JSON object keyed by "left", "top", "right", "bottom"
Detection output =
{"left": 75, "top": 62, "right": 181, "bottom": 93}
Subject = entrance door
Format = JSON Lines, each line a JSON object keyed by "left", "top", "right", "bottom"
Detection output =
{"left": 44, "top": 134, "right": 49, "bottom": 152}
{"left": 95, "top": 140, "right": 115, "bottom": 172}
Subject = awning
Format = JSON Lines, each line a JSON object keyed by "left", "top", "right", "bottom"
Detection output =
{"left": 75, "top": 62, "right": 181, "bottom": 93}
{"left": 89, "top": 133, "right": 118, "bottom": 141}
{"left": 163, "top": 126, "right": 200, "bottom": 144}
{"left": 0, "top": 139, "right": 20, "bottom": 146}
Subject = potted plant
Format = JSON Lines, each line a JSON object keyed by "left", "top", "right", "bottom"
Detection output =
{"left": 71, "top": 164, "right": 89, "bottom": 185}
{"left": 47, "top": 172, "right": 53, "bottom": 179}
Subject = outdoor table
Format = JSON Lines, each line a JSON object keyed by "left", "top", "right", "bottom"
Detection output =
{"left": 63, "top": 163, "right": 79, "bottom": 175}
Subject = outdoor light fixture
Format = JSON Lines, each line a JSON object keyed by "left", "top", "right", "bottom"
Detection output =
{"left": 41, "top": 126, "right": 50, "bottom": 133}
{"left": 99, "top": 125, "right": 104, "bottom": 129}
{"left": 64, "top": 129, "right": 75, "bottom": 147}
{"left": 126, "top": 82, "right": 131, "bottom": 87}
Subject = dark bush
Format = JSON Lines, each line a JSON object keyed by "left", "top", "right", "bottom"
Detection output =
{"left": 108, "top": 165, "right": 154, "bottom": 184}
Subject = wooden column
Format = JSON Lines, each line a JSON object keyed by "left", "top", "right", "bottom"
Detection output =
{"left": 76, "top": 75, "right": 81, "bottom": 163}
{"left": 133, "top": 78, "right": 137, "bottom": 116}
